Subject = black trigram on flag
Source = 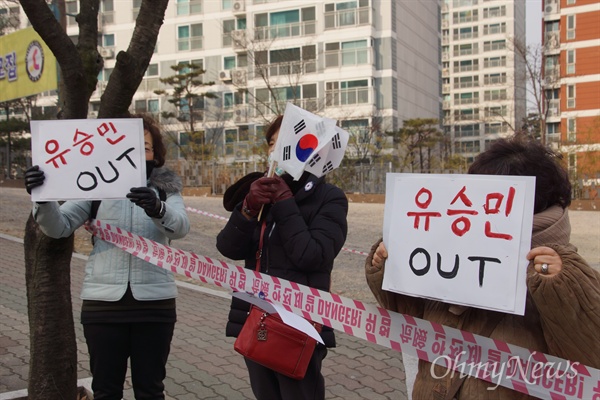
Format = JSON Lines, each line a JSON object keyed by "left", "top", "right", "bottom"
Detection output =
{"left": 332, "top": 133, "right": 341, "bottom": 149}
{"left": 294, "top": 119, "right": 306, "bottom": 134}
{"left": 308, "top": 154, "right": 321, "bottom": 167}
{"left": 283, "top": 145, "right": 291, "bottom": 161}
{"left": 322, "top": 161, "right": 334, "bottom": 174}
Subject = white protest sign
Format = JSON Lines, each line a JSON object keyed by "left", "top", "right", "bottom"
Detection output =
{"left": 273, "top": 102, "right": 337, "bottom": 180}
{"left": 382, "top": 174, "right": 535, "bottom": 315}
{"left": 30, "top": 119, "right": 146, "bottom": 201}
{"left": 305, "top": 126, "right": 349, "bottom": 178}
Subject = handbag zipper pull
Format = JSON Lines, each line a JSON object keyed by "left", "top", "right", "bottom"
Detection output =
{"left": 257, "top": 313, "right": 267, "bottom": 341}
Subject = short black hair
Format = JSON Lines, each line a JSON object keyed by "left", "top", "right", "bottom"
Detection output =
{"left": 468, "top": 136, "right": 571, "bottom": 213}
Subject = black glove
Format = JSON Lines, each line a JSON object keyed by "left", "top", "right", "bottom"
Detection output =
{"left": 126, "top": 187, "right": 163, "bottom": 218}
{"left": 243, "top": 177, "right": 277, "bottom": 217}
{"left": 25, "top": 165, "right": 45, "bottom": 195}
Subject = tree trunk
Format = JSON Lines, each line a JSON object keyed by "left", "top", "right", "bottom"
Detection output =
{"left": 24, "top": 214, "right": 77, "bottom": 400}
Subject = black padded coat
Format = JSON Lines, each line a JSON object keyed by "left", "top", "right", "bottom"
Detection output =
{"left": 216, "top": 172, "right": 348, "bottom": 347}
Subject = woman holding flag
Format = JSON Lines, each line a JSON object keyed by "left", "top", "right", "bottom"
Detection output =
{"left": 217, "top": 113, "right": 349, "bottom": 400}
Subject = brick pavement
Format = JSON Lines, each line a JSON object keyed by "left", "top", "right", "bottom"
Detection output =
{"left": 0, "top": 235, "right": 407, "bottom": 400}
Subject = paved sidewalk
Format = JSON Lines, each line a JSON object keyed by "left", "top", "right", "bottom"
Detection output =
{"left": 0, "top": 235, "right": 408, "bottom": 400}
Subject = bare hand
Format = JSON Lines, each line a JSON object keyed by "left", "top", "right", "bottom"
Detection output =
{"left": 527, "top": 246, "right": 562, "bottom": 277}
{"left": 372, "top": 241, "right": 388, "bottom": 270}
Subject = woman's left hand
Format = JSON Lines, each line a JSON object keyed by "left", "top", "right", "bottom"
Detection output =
{"left": 527, "top": 246, "right": 562, "bottom": 277}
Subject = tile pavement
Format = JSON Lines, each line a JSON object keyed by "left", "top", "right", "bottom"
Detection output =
{"left": 0, "top": 235, "right": 407, "bottom": 399}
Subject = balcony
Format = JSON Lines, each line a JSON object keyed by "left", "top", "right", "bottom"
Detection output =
{"left": 254, "top": 21, "right": 316, "bottom": 41}
{"left": 256, "top": 60, "right": 316, "bottom": 78}
{"left": 324, "top": 6, "right": 370, "bottom": 30}
{"left": 325, "top": 87, "right": 372, "bottom": 108}
{"left": 544, "top": 33, "right": 560, "bottom": 53}
{"left": 325, "top": 47, "right": 371, "bottom": 69}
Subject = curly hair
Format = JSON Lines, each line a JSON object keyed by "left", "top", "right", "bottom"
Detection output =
{"left": 130, "top": 113, "right": 167, "bottom": 167}
{"left": 468, "top": 135, "right": 571, "bottom": 213}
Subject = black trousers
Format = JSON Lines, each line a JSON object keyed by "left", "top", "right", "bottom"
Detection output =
{"left": 83, "top": 322, "right": 175, "bottom": 400}
{"left": 245, "top": 344, "right": 327, "bottom": 400}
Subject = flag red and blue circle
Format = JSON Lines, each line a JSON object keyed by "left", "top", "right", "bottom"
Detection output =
{"left": 295, "top": 134, "right": 318, "bottom": 162}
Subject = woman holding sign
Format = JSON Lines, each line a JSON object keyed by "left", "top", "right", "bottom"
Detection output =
{"left": 365, "top": 136, "right": 600, "bottom": 399}
{"left": 217, "top": 114, "right": 348, "bottom": 400}
{"left": 25, "top": 114, "right": 190, "bottom": 400}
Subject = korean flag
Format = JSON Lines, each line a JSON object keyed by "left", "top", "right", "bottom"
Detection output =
{"left": 305, "top": 126, "right": 349, "bottom": 178}
{"left": 273, "top": 103, "right": 337, "bottom": 180}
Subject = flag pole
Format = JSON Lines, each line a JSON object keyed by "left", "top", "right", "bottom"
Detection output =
{"left": 257, "top": 159, "right": 277, "bottom": 221}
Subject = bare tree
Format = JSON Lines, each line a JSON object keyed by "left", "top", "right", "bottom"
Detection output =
{"left": 19, "top": 1, "right": 168, "bottom": 398}
{"left": 512, "top": 38, "right": 550, "bottom": 144}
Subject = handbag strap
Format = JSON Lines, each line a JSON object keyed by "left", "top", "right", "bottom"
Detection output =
{"left": 255, "top": 220, "right": 268, "bottom": 272}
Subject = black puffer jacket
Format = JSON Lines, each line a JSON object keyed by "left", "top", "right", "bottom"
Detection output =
{"left": 216, "top": 172, "right": 348, "bottom": 347}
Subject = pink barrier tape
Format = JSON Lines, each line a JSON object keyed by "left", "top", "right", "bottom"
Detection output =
{"left": 185, "top": 206, "right": 369, "bottom": 256}
{"left": 87, "top": 220, "right": 600, "bottom": 400}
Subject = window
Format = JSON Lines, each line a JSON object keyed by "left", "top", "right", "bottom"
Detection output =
{"left": 484, "top": 73, "right": 506, "bottom": 85}
{"left": 134, "top": 99, "right": 159, "bottom": 114}
{"left": 178, "top": 24, "right": 203, "bottom": 51}
{"left": 567, "top": 15, "right": 575, "bottom": 40}
{"left": 177, "top": 0, "right": 202, "bottom": 16}
{"left": 484, "top": 89, "right": 506, "bottom": 101}
{"left": 325, "top": 79, "right": 369, "bottom": 106}
{"left": 484, "top": 122, "right": 508, "bottom": 134}
{"left": 453, "top": 10, "right": 478, "bottom": 24}
{"left": 324, "top": 0, "right": 370, "bottom": 29}
{"left": 66, "top": 1, "right": 78, "bottom": 26}
{"left": 567, "top": 85, "right": 575, "bottom": 108}
{"left": 455, "top": 140, "right": 480, "bottom": 153}
{"left": 270, "top": 10, "right": 299, "bottom": 38}
{"left": 341, "top": 119, "right": 370, "bottom": 143}
{"left": 567, "top": 118, "right": 576, "bottom": 141}
{"left": 546, "top": 123, "right": 560, "bottom": 135}
{"left": 567, "top": 49, "right": 575, "bottom": 74}
{"left": 484, "top": 105, "right": 507, "bottom": 117}
{"left": 101, "top": 0, "right": 114, "bottom": 24}
{"left": 567, "top": 0, "right": 576, "bottom": 4}
{"left": 224, "top": 56, "right": 236, "bottom": 70}
{"left": 177, "top": 59, "right": 204, "bottom": 81}
{"left": 325, "top": 40, "right": 368, "bottom": 68}
{"left": 145, "top": 63, "right": 159, "bottom": 77}
{"left": 483, "top": 6, "right": 505, "bottom": 18}
{"left": 103, "top": 34, "right": 115, "bottom": 48}
{"left": 484, "top": 40, "right": 505, "bottom": 52}
{"left": 223, "top": 20, "right": 236, "bottom": 47}
{"left": 133, "top": 0, "right": 141, "bottom": 20}
{"left": 454, "top": 76, "right": 479, "bottom": 89}
{"left": 454, "top": 124, "right": 479, "bottom": 137}
{"left": 484, "top": 23, "right": 505, "bottom": 35}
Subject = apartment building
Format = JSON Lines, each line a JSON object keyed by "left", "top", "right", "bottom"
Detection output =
{"left": 542, "top": 0, "right": 600, "bottom": 198}
{"left": 441, "top": 0, "right": 526, "bottom": 164}
{"left": 52, "top": 0, "right": 440, "bottom": 163}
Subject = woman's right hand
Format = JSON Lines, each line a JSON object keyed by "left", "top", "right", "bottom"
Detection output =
{"left": 25, "top": 165, "right": 45, "bottom": 195}
{"left": 371, "top": 241, "right": 388, "bottom": 271}
{"left": 242, "top": 177, "right": 277, "bottom": 218}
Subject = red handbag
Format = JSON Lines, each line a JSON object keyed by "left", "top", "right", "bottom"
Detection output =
{"left": 233, "top": 221, "right": 322, "bottom": 380}
{"left": 234, "top": 306, "right": 321, "bottom": 380}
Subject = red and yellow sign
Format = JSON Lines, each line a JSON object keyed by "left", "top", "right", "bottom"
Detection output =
{"left": 0, "top": 27, "right": 57, "bottom": 102}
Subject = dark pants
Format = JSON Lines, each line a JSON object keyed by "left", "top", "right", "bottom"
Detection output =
{"left": 245, "top": 344, "right": 327, "bottom": 400}
{"left": 83, "top": 322, "right": 175, "bottom": 400}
